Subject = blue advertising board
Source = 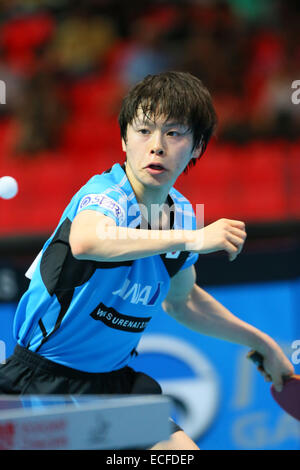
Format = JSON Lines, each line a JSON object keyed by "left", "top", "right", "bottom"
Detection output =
{"left": 1, "top": 279, "right": 299, "bottom": 449}
{"left": 131, "top": 279, "right": 300, "bottom": 450}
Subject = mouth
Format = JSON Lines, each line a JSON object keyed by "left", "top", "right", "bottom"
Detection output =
{"left": 146, "top": 163, "right": 167, "bottom": 175}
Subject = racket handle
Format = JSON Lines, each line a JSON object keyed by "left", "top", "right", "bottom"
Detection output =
{"left": 247, "top": 350, "right": 264, "bottom": 368}
{"left": 247, "top": 350, "right": 292, "bottom": 383}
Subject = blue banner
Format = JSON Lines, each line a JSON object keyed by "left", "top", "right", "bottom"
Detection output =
{"left": 131, "top": 279, "right": 300, "bottom": 450}
{"left": 1, "top": 279, "right": 299, "bottom": 449}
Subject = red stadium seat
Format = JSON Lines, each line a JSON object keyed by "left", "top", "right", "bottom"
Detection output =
{"left": 175, "top": 141, "right": 289, "bottom": 224}
{"left": 1, "top": 13, "right": 54, "bottom": 73}
{"left": 61, "top": 116, "right": 121, "bottom": 155}
{"left": 235, "top": 141, "right": 287, "bottom": 221}
{"left": 67, "top": 76, "right": 123, "bottom": 118}
{"left": 175, "top": 143, "right": 242, "bottom": 224}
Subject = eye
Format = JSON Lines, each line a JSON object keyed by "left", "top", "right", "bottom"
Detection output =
{"left": 167, "top": 130, "right": 181, "bottom": 137}
{"left": 138, "top": 128, "right": 150, "bottom": 135}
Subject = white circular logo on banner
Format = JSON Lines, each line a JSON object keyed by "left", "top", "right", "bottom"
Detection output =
{"left": 137, "top": 334, "right": 220, "bottom": 440}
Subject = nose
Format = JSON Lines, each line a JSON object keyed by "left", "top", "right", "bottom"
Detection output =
{"left": 151, "top": 148, "right": 164, "bottom": 156}
{"left": 150, "top": 131, "right": 165, "bottom": 157}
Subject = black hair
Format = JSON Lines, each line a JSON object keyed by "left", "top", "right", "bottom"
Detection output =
{"left": 118, "top": 71, "right": 217, "bottom": 172}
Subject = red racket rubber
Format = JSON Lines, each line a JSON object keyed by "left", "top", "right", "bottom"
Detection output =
{"left": 247, "top": 350, "right": 300, "bottom": 421}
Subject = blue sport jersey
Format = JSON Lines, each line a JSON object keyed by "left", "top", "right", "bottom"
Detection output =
{"left": 14, "top": 163, "right": 199, "bottom": 372}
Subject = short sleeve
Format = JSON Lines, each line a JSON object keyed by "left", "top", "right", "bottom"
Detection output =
{"left": 76, "top": 193, "right": 126, "bottom": 225}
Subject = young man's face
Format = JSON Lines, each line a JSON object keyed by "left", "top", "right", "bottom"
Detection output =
{"left": 122, "top": 109, "right": 201, "bottom": 192}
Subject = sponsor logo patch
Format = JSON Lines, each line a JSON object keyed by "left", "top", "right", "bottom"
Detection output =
{"left": 90, "top": 302, "right": 151, "bottom": 332}
{"left": 78, "top": 194, "right": 125, "bottom": 223}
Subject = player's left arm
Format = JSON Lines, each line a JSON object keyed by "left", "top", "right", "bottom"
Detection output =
{"left": 162, "top": 265, "right": 294, "bottom": 391}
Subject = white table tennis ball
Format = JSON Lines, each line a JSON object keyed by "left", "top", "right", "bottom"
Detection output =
{"left": 0, "top": 176, "right": 18, "bottom": 199}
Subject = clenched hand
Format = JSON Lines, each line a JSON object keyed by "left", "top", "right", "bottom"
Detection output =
{"left": 187, "top": 218, "right": 247, "bottom": 261}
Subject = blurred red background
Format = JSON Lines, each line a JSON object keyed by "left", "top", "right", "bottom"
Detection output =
{"left": 0, "top": 0, "right": 299, "bottom": 235}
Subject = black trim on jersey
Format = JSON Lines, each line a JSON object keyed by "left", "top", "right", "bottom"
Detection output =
{"left": 38, "top": 319, "right": 47, "bottom": 338}
{"left": 35, "top": 289, "right": 75, "bottom": 352}
{"left": 40, "top": 218, "right": 134, "bottom": 296}
{"left": 38, "top": 217, "right": 135, "bottom": 350}
{"left": 160, "top": 251, "right": 190, "bottom": 278}
{"left": 40, "top": 218, "right": 96, "bottom": 295}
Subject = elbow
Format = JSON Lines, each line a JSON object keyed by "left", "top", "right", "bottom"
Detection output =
{"left": 69, "top": 227, "right": 92, "bottom": 260}
{"left": 69, "top": 229, "right": 111, "bottom": 261}
{"left": 69, "top": 237, "right": 89, "bottom": 260}
{"left": 162, "top": 299, "right": 184, "bottom": 319}
{"left": 69, "top": 211, "right": 115, "bottom": 261}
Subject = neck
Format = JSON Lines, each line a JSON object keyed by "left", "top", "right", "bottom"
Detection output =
{"left": 124, "top": 163, "right": 172, "bottom": 227}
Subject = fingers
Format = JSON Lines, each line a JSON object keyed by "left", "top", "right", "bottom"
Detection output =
{"left": 224, "top": 240, "right": 240, "bottom": 262}
{"left": 266, "top": 375, "right": 283, "bottom": 392}
{"left": 270, "top": 372, "right": 284, "bottom": 392}
{"left": 255, "top": 364, "right": 283, "bottom": 391}
{"left": 223, "top": 219, "right": 246, "bottom": 231}
{"left": 273, "top": 381, "right": 283, "bottom": 393}
{"left": 195, "top": 218, "right": 247, "bottom": 257}
{"left": 228, "top": 226, "right": 247, "bottom": 239}
{"left": 257, "top": 366, "right": 272, "bottom": 383}
{"left": 256, "top": 363, "right": 284, "bottom": 392}
{"left": 222, "top": 222, "right": 247, "bottom": 261}
{"left": 247, "top": 348, "right": 293, "bottom": 394}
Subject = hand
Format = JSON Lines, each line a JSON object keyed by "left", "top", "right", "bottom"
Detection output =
{"left": 253, "top": 341, "right": 295, "bottom": 392}
{"left": 187, "top": 218, "right": 247, "bottom": 261}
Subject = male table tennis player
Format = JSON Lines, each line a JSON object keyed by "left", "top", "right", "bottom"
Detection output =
{"left": 0, "top": 72, "right": 294, "bottom": 450}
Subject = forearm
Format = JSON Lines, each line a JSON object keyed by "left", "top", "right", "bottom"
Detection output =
{"left": 163, "top": 284, "right": 275, "bottom": 353}
{"left": 70, "top": 212, "right": 248, "bottom": 263}
{"left": 71, "top": 222, "right": 196, "bottom": 262}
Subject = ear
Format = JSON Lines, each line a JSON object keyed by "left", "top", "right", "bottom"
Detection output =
{"left": 191, "top": 136, "right": 203, "bottom": 159}
{"left": 191, "top": 144, "right": 202, "bottom": 160}
{"left": 121, "top": 139, "right": 126, "bottom": 152}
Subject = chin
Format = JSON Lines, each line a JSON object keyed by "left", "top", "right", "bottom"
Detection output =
{"left": 145, "top": 173, "right": 171, "bottom": 186}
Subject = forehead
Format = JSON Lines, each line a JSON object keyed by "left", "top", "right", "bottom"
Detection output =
{"left": 132, "top": 108, "right": 187, "bottom": 127}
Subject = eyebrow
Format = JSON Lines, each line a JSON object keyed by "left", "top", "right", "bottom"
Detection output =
{"left": 133, "top": 119, "right": 188, "bottom": 129}
{"left": 164, "top": 122, "right": 187, "bottom": 128}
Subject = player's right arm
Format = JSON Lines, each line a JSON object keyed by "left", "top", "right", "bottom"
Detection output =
{"left": 69, "top": 210, "right": 247, "bottom": 262}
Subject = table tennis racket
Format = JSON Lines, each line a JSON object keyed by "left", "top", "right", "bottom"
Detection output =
{"left": 247, "top": 350, "right": 300, "bottom": 421}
